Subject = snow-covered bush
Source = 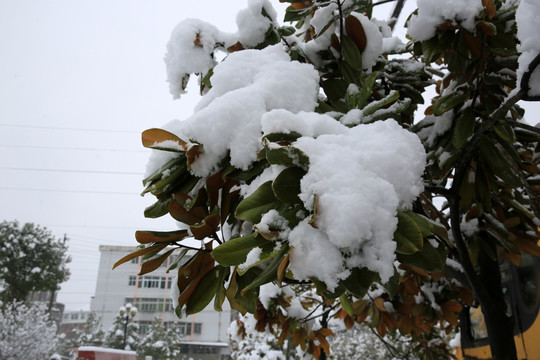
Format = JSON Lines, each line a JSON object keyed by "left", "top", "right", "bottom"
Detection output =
{"left": 0, "top": 300, "right": 58, "bottom": 360}
{"left": 136, "top": 318, "right": 184, "bottom": 360}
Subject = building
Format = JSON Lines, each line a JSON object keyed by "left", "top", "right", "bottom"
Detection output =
{"left": 91, "top": 245, "right": 232, "bottom": 359}
{"left": 59, "top": 310, "right": 93, "bottom": 340}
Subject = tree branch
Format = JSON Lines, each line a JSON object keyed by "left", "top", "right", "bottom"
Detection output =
{"left": 520, "top": 52, "right": 540, "bottom": 102}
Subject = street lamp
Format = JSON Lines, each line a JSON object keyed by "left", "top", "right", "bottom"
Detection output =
{"left": 119, "top": 303, "right": 137, "bottom": 350}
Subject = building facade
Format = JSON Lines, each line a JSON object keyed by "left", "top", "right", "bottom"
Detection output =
{"left": 59, "top": 310, "right": 93, "bottom": 340}
{"left": 91, "top": 245, "right": 232, "bottom": 359}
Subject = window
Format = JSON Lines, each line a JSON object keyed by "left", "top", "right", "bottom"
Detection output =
{"left": 137, "top": 320, "right": 153, "bottom": 334}
{"left": 127, "top": 275, "right": 172, "bottom": 289}
{"left": 70, "top": 313, "right": 78, "bottom": 320}
{"left": 131, "top": 258, "right": 139, "bottom": 264}
{"left": 124, "top": 298, "right": 173, "bottom": 313}
{"left": 174, "top": 322, "right": 202, "bottom": 336}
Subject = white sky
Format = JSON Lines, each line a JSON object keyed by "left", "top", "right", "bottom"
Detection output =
{"left": 1, "top": 0, "right": 537, "bottom": 311}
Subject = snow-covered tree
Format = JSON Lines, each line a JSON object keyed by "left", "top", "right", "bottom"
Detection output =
{"left": 115, "top": 1, "right": 540, "bottom": 359}
{"left": 136, "top": 318, "right": 184, "bottom": 360}
{"left": 71, "top": 312, "right": 105, "bottom": 349}
{"left": 0, "top": 220, "right": 71, "bottom": 303}
{"left": 0, "top": 300, "right": 58, "bottom": 360}
{"left": 103, "top": 309, "right": 140, "bottom": 351}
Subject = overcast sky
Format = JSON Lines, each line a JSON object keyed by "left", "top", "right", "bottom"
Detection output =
{"left": 1, "top": 1, "right": 537, "bottom": 311}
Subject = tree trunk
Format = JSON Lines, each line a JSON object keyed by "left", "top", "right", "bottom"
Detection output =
{"left": 476, "top": 246, "right": 517, "bottom": 360}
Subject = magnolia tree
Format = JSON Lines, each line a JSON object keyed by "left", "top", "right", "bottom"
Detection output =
{"left": 115, "top": 0, "right": 540, "bottom": 359}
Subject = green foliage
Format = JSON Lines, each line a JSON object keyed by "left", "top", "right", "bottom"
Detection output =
{"left": 121, "top": 0, "right": 540, "bottom": 358}
{"left": 0, "top": 220, "right": 71, "bottom": 303}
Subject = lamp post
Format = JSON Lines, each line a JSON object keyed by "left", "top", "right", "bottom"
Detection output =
{"left": 119, "top": 303, "right": 137, "bottom": 349}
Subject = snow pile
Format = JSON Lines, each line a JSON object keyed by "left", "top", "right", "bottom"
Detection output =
{"left": 165, "top": 19, "right": 228, "bottom": 99}
{"left": 407, "top": 0, "right": 484, "bottom": 41}
{"left": 235, "top": 0, "right": 277, "bottom": 47}
{"left": 288, "top": 120, "right": 425, "bottom": 287}
{"left": 516, "top": 0, "right": 540, "bottom": 97}
{"left": 165, "top": 45, "right": 319, "bottom": 177}
{"left": 164, "top": 0, "right": 278, "bottom": 99}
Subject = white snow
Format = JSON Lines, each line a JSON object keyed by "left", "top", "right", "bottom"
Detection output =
{"left": 516, "top": 0, "right": 540, "bottom": 97}
{"left": 407, "top": 0, "right": 484, "bottom": 41}
{"left": 239, "top": 246, "right": 263, "bottom": 271}
{"left": 235, "top": 0, "right": 277, "bottom": 47}
{"left": 164, "top": 45, "right": 319, "bottom": 177}
{"left": 165, "top": 19, "right": 228, "bottom": 99}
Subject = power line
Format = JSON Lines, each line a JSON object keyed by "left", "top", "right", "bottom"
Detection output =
{"left": 0, "top": 144, "right": 147, "bottom": 153}
{"left": 0, "top": 123, "right": 140, "bottom": 134}
{"left": 1, "top": 167, "right": 143, "bottom": 175}
{"left": 48, "top": 224, "right": 140, "bottom": 230}
{"left": 0, "top": 187, "right": 138, "bottom": 195}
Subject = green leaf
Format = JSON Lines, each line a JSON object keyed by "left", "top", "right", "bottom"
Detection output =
{"left": 322, "top": 78, "right": 349, "bottom": 102}
{"left": 272, "top": 167, "right": 306, "bottom": 204}
{"left": 263, "top": 131, "right": 302, "bottom": 144}
{"left": 452, "top": 108, "right": 475, "bottom": 149}
{"left": 342, "top": 35, "right": 363, "bottom": 71}
{"left": 312, "top": 278, "right": 346, "bottom": 299}
{"left": 381, "top": 267, "right": 400, "bottom": 298}
{"left": 235, "top": 267, "right": 262, "bottom": 313}
{"left": 135, "top": 229, "right": 189, "bottom": 244}
{"left": 278, "top": 26, "right": 296, "bottom": 36}
{"left": 358, "top": 71, "right": 378, "bottom": 109}
{"left": 241, "top": 246, "right": 289, "bottom": 294}
{"left": 142, "top": 156, "right": 184, "bottom": 186}
{"left": 144, "top": 197, "right": 173, "bottom": 219}
{"left": 362, "top": 90, "right": 400, "bottom": 116}
{"left": 237, "top": 243, "right": 285, "bottom": 275}
{"left": 265, "top": 146, "right": 310, "bottom": 168}
{"left": 214, "top": 266, "right": 231, "bottom": 311}
{"left": 226, "top": 160, "right": 269, "bottom": 182}
{"left": 341, "top": 267, "right": 378, "bottom": 298}
{"left": 341, "top": 61, "right": 361, "bottom": 84}
{"left": 167, "top": 249, "right": 189, "bottom": 272}
{"left": 394, "top": 210, "right": 424, "bottom": 254}
{"left": 200, "top": 68, "right": 214, "bottom": 92}
{"left": 404, "top": 211, "right": 434, "bottom": 238}
{"left": 211, "top": 234, "right": 269, "bottom": 266}
{"left": 479, "top": 137, "right": 510, "bottom": 172}
{"left": 340, "top": 294, "right": 355, "bottom": 316}
{"left": 186, "top": 265, "right": 227, "bottom": 315}
{"left": 235, "top": 181, "right": 282, "bottom": 223}
{"left": 432, "top": 92, "right": 468, "bottom": 116}
{"left": 494, "top": 124, "right": 516, "bottom": 144}
{"left": 397, "top": 240, "right": 446, "bottom": 272}
{"left": 284, "top": 6, "right": 312, "bottom": 22}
